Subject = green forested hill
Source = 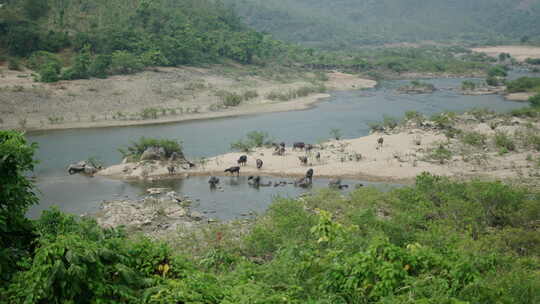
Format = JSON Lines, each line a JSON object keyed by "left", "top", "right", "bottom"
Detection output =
{"left": 0, "top": 0, "right": 294, "bottom": 81}
{"left": 224, "top": 0, "right": 540, "bottom": 48}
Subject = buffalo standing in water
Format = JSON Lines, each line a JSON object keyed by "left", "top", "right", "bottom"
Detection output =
{"left": 224, "top": 166, "right": 240, "bottom": 176}
{"left": 306, "top": 168, "right": 314, "bottom": 182}
{"left": 296, "top": 168, "right": 314, "bottom": 188}
{"left": 256, "top": 159, "right": 263, "bottom": 169}
{"left": 237, "top": 155, "right": 247, "bottom": 166}
{"left": 248, "top": 176, "right": 261, "bottom": 187}
{"left": 208, "top": 176, "right": 220, "bottom": 186}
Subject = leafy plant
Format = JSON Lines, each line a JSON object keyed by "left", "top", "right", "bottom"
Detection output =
{"left": 529, "top": 93, "right": 540, "bottom": 108}
{"left": 7, "top": 58, "right": 21, "bottom": 71}
{"left": 0, "top": 131, "right": 38, "bottom": 282}
{"left": 230, "top": 131, "right": 272, "bottom": 152}
{"left": 222, "top": 92, "right": 243, "bottom": 107}
{"left": 461, "top": 80, "right": 477, "bottom": 90}
{"left": 118, "top": 137, "right": 183, "bottom": 160}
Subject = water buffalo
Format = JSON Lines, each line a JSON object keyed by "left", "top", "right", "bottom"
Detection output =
{"left": 329, "top": 178, "right": 348, "bottom": 190}
{"left": 248, "top": 175, "right": 261, "bottom": 187}
{"left": 167, "top": 165, "right": 176, "bottom": 175}
{"left": 377, "top": 137, "right": 384, "bottom": 150}
{"left": 305, "top": 168, "right": 314, "bottom": 182}
{"left": 298, "top": 156, "right": 308, "bottom": 165}
{"left": 256, "top": 159, "right": 263, "bottom": 169}
{"left": 294, "top": 177, "right": 310, "bottom": 188}
{"left": 293, "top": 142, "right": 305, "bottom": 150}
{"left": 208, "top": 176, "right": 220, "bottom": 186}
{"left": 238, "top": 155, "right": 247, "bottom": 166}
{"left": 224, "top": 166, "right": 240, "bottom": 176}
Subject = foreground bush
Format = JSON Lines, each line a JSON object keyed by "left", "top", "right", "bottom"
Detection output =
{"left": 1, "top": 131, "right": 539, "bottom": 303}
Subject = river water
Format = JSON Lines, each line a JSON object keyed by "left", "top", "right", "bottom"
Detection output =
{"left": 26, "top": 76, "right": 529, "bottom": 219}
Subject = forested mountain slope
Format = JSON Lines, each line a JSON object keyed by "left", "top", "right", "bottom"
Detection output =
{"left": 0, "top": 0, "right": 296, "bottom": 81}
{"left": 224, "top": 0, "right": 540, "bottom": 48}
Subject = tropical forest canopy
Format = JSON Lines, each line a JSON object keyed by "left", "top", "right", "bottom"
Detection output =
{"left": 223, "top": 0, "right": 540, "bottom": 49}
{"left": 0, "top": 0, "right": 305, "bottom": 81}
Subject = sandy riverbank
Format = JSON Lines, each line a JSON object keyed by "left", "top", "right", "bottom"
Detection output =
{"left": 98, "top": 112, "right": 540, "bottom": 183}
{"left": 0, "top": 64, "right": 375, "bottom": 131}
{"left": 472, "top": 45, "right": 540, "bottom": 62}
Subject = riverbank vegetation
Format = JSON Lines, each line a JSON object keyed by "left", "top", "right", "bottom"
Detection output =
{"left": 118, "top": 137, "right": 183, "bottom": 161}
{"left": 506, "top": 77, "right": 540, "bottom": 93}
{"left": 1, "top": 130, "right": 539, "bottom": 303}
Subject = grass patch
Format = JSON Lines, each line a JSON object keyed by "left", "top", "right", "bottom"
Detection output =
{"left": 461, "top": 131, "right": 487, "bottom": 147}
{"left": 494, "top": 131, "right": 516, "bottom": 152}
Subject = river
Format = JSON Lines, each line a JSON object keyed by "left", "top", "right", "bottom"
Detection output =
{"left": 26, "top": 76, "right": 529, "bottom": 219}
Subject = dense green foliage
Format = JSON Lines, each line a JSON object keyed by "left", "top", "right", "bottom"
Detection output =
{"left": 0, "top": 0, "right": 504, "bottom": 84}
{"left": 224, "top": 0, "right": 540, "bottom": 49}
{"left": 0, "top": 131, "right": 38, "bottom": 282}
{"left": 0, "top": 0, "right": 286, "bottom": 81}
{"left": 2, "top": 131, "right": 540, "bottom": 303}
{"left": 301, "top": 46, "right": 491, "bottom": 77}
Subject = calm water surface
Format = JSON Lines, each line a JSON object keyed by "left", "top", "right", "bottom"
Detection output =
{"left": 26, "top": 76, "right": 528, "bottom": 219}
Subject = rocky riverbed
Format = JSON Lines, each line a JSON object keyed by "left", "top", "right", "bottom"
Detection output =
{"left": 92, "top": 188, "right": 215, "bottom": 237}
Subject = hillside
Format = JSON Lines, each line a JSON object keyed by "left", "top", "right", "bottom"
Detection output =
{"left": 0, "top": 0, "right": 297, "bottom": 82}
{"left": 224, "top": 0, "right": 540, "bottom": 48}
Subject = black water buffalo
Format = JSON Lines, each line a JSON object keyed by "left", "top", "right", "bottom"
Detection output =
{"left": 298, "top": 156, "right": 308, "bottom": 165}
{"left": 237, "top": 155, "right": 247, "bottom": 166}
{"left": 294, "top": 177, "right": 310, "bottom": 188}
{"left": 167, "top": 165, "right": 176, "bottom": 175}
{"left": 377, "top": 137, "right": 384, "bottom": 149}
{"left": 224, "top": 166, "right": 240, "bottom": 176}
{"left": 256, "top": 159, "right": 263, "bottom": 169}
{"left": 329, "top": 178, "right": 348, "bottom": 190}
{"left": 293, "top": 142, "right": 305, "bottom": 150}
{"left": 208, "top": 176, "right": 220, "bottom": 186}
{"left": 305, "top": 168, "right": 314, "bottom": 182}
{"left": 248, "top": 175, "right": 261, "bottom": 187}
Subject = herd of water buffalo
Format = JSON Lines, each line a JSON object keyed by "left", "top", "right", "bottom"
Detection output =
{"left": 215, "top": 138, "right": 377, "bottom": 190}
{"left": 220, "top": 141, "right": 316, "bottom": 188}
